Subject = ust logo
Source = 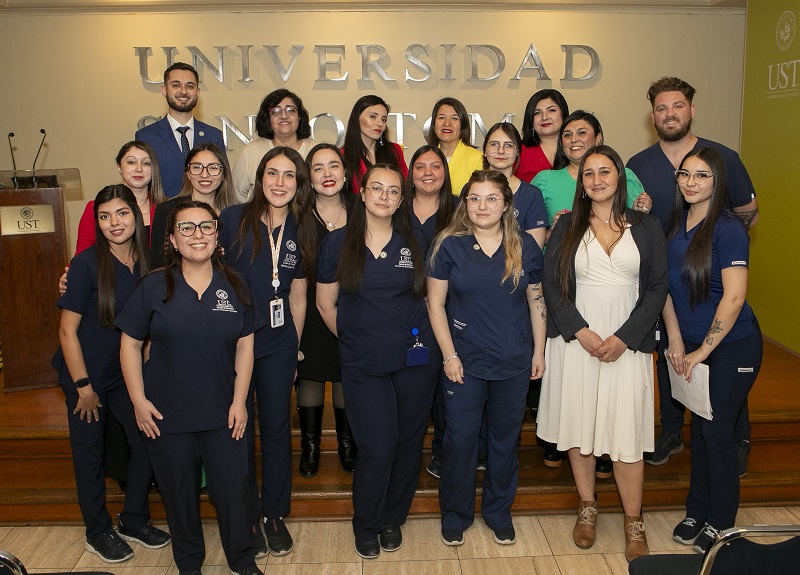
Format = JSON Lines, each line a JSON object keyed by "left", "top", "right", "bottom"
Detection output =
{"left": 767, "top": 11, "right": 799, "bottom": 98}
{"left": 17, "top": 207, "right": 40, "bottom": 231}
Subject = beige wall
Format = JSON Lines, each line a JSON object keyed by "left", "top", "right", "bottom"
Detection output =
{"left": 0, "top": 8, "right": 746, "bottom": 254}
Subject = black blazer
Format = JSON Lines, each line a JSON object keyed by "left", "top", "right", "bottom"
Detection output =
{"left": 543, "top": 209, "right": 668, "bottom": 353}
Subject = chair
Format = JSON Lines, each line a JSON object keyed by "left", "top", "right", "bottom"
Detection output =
{"left": 0, "top": 549, "right": 116, "bottom": 575}
{"left": 629, "top": 524, "right": 800, "bottom": 575}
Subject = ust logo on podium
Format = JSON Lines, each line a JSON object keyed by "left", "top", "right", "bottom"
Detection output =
{"left": 0, "top": 205, "right": 55, "bottom": 236}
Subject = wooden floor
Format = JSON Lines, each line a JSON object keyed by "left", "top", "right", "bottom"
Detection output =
{"left": 1, "top": 338, "right": 799, "bottom": 525}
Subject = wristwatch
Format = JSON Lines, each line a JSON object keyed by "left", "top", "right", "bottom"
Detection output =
{"left": 74, "top": 377, "right": 90, "bottom": 388}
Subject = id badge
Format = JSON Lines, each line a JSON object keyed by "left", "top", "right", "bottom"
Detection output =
{"left": 269, "top": 298, "right": 285, "bottom": 328}
{"left": 407, "top": 344, "right": 429, "bottom": 367}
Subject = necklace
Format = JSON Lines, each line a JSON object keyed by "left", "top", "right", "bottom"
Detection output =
{"left": 315, "top": 204, "right": 344, "bottom": 230}
{"left": 591, "top": 210, "right": 610, "bottom": 225}
{"left": 111, "top": 248, "right": 135, "bottom": 266}
{"left": 414, "top": 199, "right": 438, "bottom": 224}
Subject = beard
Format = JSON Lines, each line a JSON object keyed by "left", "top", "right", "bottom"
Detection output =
{"left": 167, "top": 94, "right": 197, "bottom": 114}
{"left": 655, "top": 116, "right": 692, "bottom": 142}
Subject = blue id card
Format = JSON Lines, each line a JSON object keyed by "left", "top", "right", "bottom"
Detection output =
{"left": 406, "top": 327, "right": 429, "bottom": 366}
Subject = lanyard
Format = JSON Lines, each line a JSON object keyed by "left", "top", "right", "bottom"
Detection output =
{"left": 268, "top": 222, "right": 285, "bottom": 296}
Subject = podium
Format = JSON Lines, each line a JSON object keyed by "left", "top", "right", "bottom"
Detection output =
{"left": 0, "top": 169, "right": 81, "bottom": 391}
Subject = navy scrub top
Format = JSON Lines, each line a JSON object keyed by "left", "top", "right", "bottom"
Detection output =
{"left": 428, "top": 232, "right": 543, "bottom": 380}
{"left": 317, "top": 227, "right": 436, "bottom": 374}
{"left": 52, "top": 246, "right": 141, "bottom": 393}
{"left": 218, "top": 205, "right": 304, "bottom": 359}
{"left": 410, "top": 196, "right": 459, "bottom": 249}
{"left": 115, "top": 268, "right": 261, "bottom": 433}
{"left": 667, "top": 212, "right": 757, "bottom": 345}
{"left": 514, "top": 180, "right": 548, "bottom": 232}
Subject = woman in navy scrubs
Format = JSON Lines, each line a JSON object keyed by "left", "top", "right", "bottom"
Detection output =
{"left": 427, "top": 170, "right": 546, "bottom": 547}
{"left": 117, "top": 201, "right": 262, "bottom": 575}
{"left": 537, "top": 146, "right": 667, "bottom": 563}
{"left": 317, "top": 164, "right": 441, "bottom": 559}
{"left": 218, "top": 146, "right": 309, "bottom": 558}
{"left": 405, "top": 144, "right": 456, "bottom": 479}
{"left": 294, "top": 143, "right": 356, "bottom": 476}
{"left": 662, "top": 147, "right": 762, "bottom": 554}
{"left": 54, "top": 185, "right": 169, "bottom": 563}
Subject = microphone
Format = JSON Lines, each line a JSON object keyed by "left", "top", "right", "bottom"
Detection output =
{"left": 32, "top": 128, "right": 46, "bottom": 188}
{"left": 7, "top": 132, "right": 18, "bottom": 188}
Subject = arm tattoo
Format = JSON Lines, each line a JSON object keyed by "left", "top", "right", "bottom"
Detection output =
{"left": 735, "top": 208, "right": 758, "bottom": 229}
{"left": 705, "top": 319, "right": 723, "bottom": 346}
{"left": 531, "top": 282, "right": 547, "bottom": 322}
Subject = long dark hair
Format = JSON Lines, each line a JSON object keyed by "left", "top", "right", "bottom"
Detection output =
{"left": 426, "top": 97, "right": 472, "bottom": 147}
{"left": 405, "top": 145, "right": 455, "bottom": 237}
{"left": 298, "top": 143, "right": 353, "bottom": 283}
{"left": 94, "top": 185, "right": 151, "bottom": 327}
{"left": 115, "top": 140, "right": 166, "bottom": 206}
{"left": 254, "top": 89, "right": 312, "bottom": 140}
{"left": 176, "top": 143, "right": 237, "bottom": 212}
{"left": 553, "top": 145, "right": 635, "bottom": 303}
{"left": 342, "top": 95, "right": 403, "bottom": 191}
{"left": 552, "top": 110, "right": 603, "bottom": 170}
{"left": 232, "top": 146, "right": 311, "bottom": 264}
{"left": 482, "top": 122, "right": 523, "bottom": 173}
{"left": 337, "top": 164, "right": 426, "bottom": 298}
{"left": 161, "top": 200, "right": 250, "bottom": 305}
{"left": 666, "top": 147, "right": 732, "bottom": 308}
{"left": 521, "top": 89, "right": 569, "bottom": 147}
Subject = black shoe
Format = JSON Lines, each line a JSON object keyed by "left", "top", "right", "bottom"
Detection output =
{"left": 441, "top": 528, "right": 464, "bottom": 546}
{"left": 86, "top": 530, "right": 134, "bottom": 563}
{"left": 595, "top": 457, "right": 613, "bottom": 479}
{"left": 476, "top": 455, "right": 487, "bottom": 471}
{"left": 179, "top": 570, "right": 202, "bottom": 575}
{"left": 116, "top": 515, "right": 171, "bottom": 549}
{"left": 492, "top": 525, "right": 516, "bottom": 545}
{"left": 298, "top": 405, "right": 323, "bottom": 477}
{"left": 426, "top": 455, "right": 442, "bottom": 479}
{"left": 231, "top": 564, "right": 264, "bottom": 575}
{"left": 644, "top": 431, "right": 683, "bottom": 465}
{"left": 673, "top": 517, "right": 704, "bottom": 545}
{"left": 543, "top": 445, "right": 563, "bottom": 468}
{"left": 692, "top": 523, "right": 721, "bottom": 553}
{"left": 738, "top": 440, "right": 752, "bottom": 478}
{"left": 264, "top": 517, "right": 293, "bottom": 556}
{"left": 334, "top": 407, "right": 358, "bottom": 473}
{"left": 251, "top": 522, "right": 268, "bottom": 559}
{"left": 379, "top": 524, "right": 402, "bottom": 552}
{"left": 354, "top": 537, "right": 380, "bottom": 559}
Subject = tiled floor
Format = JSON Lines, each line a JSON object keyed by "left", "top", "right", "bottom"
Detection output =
{"left": 2, "top": 507, "right": 799, "bottom": 574}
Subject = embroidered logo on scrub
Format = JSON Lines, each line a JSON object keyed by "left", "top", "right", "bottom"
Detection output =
{"left": 453, "top": 319, "right": 466, "bottom": 331}
{"left": 731, "top": 260, "right": 747, "bottom": 266}
{"left": 214, "top": 289, "right": 238, "bottom": 313}
{"left": 738, "top": 367, "right": 754, "bottom": 372}
{"left": 396, "top": 247, "right": 414, "bottom": 269}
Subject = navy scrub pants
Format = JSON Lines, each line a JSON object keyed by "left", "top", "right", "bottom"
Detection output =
{"left": 246, "top": 348, "right": 296, "bottom": 524}
{"left": 146, "top": 427, "right": 254, "bottom": 572}
{"left": 342, "top": 354, "right": 441, "bottom": 542}
{"left": 64, "top": 382, "right": 152, "bottom": 539}
{"left": 440, "top": 370, "right": 529, "bottom": 532}
{"left": 656, "top": 325, "right": 750, "bottom": 441}
{"left": 684, "top": 327, "right": 762, "bottom": 530}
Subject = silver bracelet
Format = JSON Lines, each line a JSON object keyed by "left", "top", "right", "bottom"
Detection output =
{"left": 443, "top": 352, "right": 458, "bottom": 366}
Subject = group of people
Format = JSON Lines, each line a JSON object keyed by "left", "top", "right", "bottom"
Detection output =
{"left": 52, "top": 61, "right": 762, "bottom": 575}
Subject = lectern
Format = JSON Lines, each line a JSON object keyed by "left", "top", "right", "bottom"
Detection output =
{"left": 0, "top": 169, "right": 81, "bottom": 391}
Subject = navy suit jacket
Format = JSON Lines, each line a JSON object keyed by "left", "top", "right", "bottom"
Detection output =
{"left": 135, "top": 116, "right": 225, "bottom": 198}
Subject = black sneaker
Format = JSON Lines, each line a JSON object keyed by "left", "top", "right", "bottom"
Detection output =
{"left": 476, "top": 456, "right": 487, "bottom": 471}
{"left": 264, "top": 517, "right": 293, "bottom": 556}
{"left": 251, "top": 522, "right": 268, "bottom": 559}
{"left": 644, "top": 431, "right": 683, "bottom": 465}
{"left": 492, "top": 525, "right": 516, "bottom": 545}
{"left": 673, "top": 517, "right": 704, "bottom": 545}
{"left": 441, "top": 528, "right": 464, "bottom": 546}
{"left": 86, "top": 530, "right": 134, "bottom": 563}
{"left": 738, "top": 440, "right": 752, "bottom": 478}
{"left": 426, "top": 455, "right": 442, "bottom": 479}
{"left": 692, "top": 523, "right": 721, "bottom": 553}
{"left": 379, "top": 524, "right": 402, "bottom": 552}
{"left": 116, "top": 515, "right": 171, "bottom": 549}
{"left": 354, "top": 537, "right": 380, "bottom": 559}
{"left": 231, "top": 563, "right": 264, "bottom": 575}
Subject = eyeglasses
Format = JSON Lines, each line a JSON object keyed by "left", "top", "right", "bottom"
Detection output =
{"left": 270, "top": 105, "right": 298, "bottom": 117}
{"left": 466, "top": 195, "right": 502, "bottom": 206}
{"left": 486, "top": 141, "right": 517, "bottom": 152}
{"left": 366, "top": 184, "right": 402, "bottom": 201}
{"left": 175, "top": 220, "right": 217, "bottom": 236}
{"left": 675, "top": 170, "right": 713, "bottom": 183}
{"left": 188, "top": 162, "right": 223, "bottom": 176}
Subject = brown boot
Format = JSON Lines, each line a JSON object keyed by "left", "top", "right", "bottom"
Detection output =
{"left": 573, "top": 500, "right": 598, "bottom": 549}
{"left": 624, "top": 514, "right": 649, "bottom": 562}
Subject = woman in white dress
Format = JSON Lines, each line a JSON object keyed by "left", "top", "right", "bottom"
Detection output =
{"left": 537, "top": 145, "right": 667, "bottom": 563}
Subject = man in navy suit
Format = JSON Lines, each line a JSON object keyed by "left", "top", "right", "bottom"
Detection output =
{"left": 135, "top": 62, "right": 226, "bottom": 198}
